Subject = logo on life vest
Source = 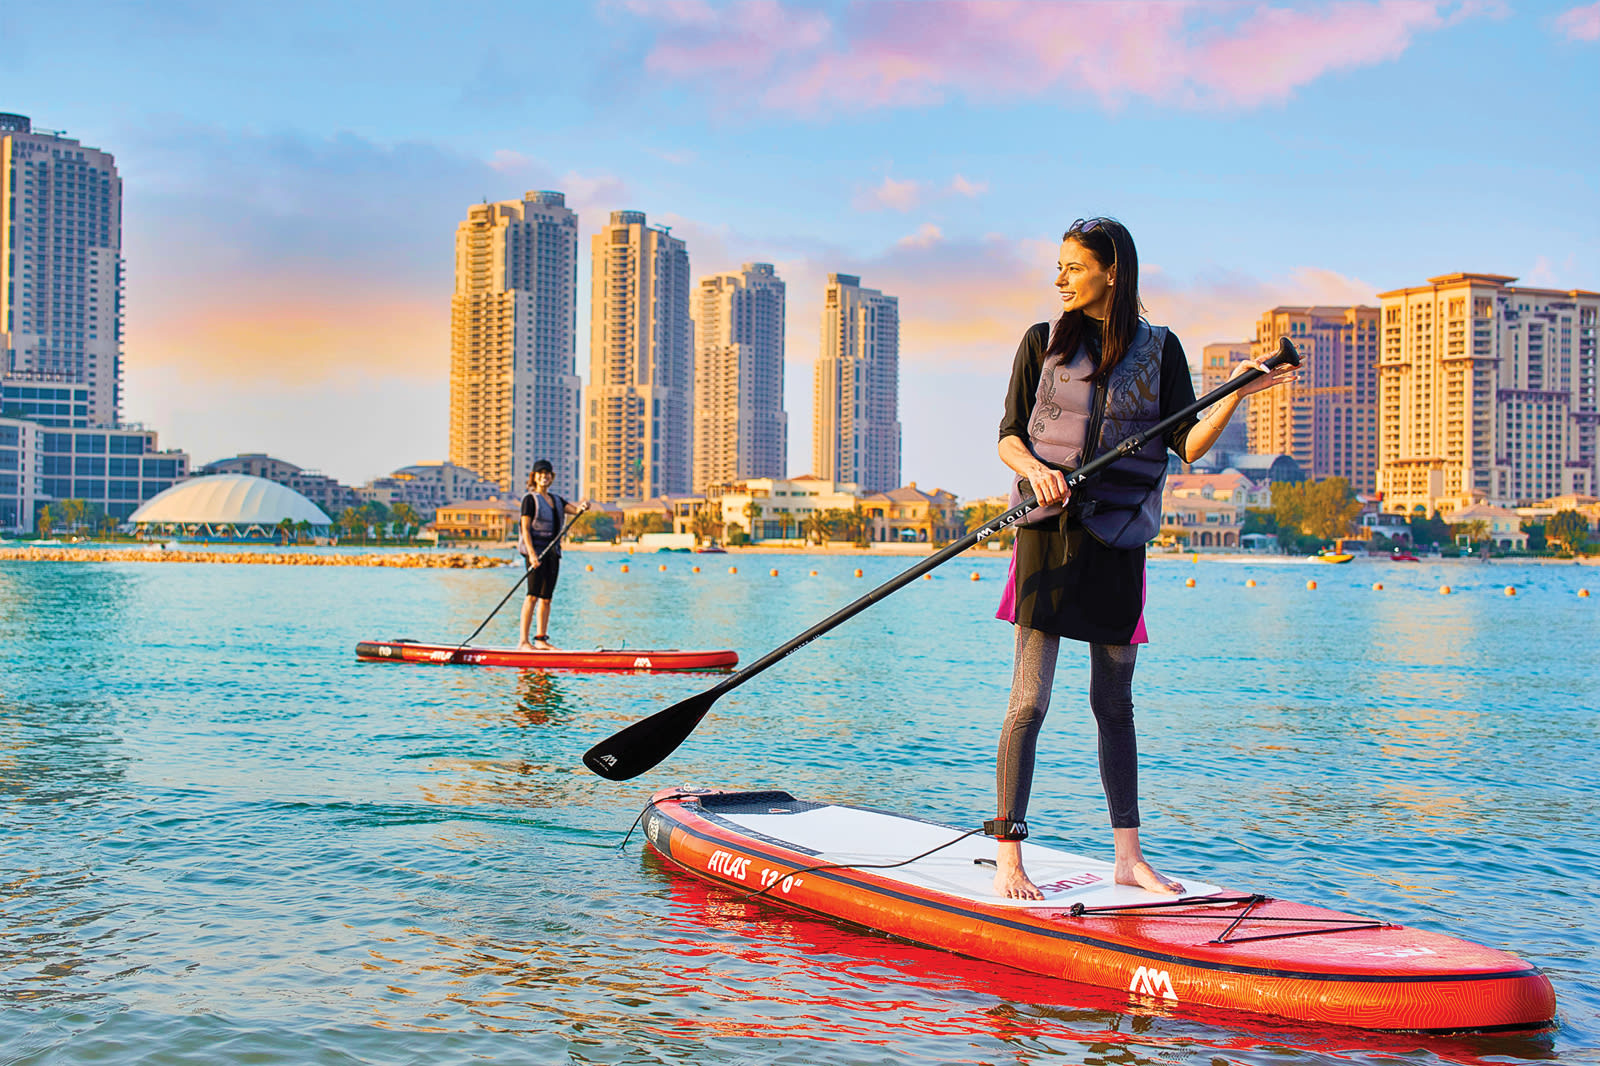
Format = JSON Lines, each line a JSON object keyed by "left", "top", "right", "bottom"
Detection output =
{"left": 1129, "top": 966, "right": 1177, "bottom": 1000}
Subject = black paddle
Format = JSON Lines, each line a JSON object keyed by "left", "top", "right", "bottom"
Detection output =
{"left": 449, "top": 501, "right": 590, "bottom": 660}
{"left": 582, "top": 337, "right": 1301, "bottom": 780}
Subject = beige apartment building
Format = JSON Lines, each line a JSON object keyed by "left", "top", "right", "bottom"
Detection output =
{"left": 1376, "top": 273, "right": 1600, "bottom": 514}
{"left": 447, "top": 190, "right": 580, "bottom": 493}
{"left": 584, "top": 211, "right": 692, "bottom": 503}
{"left": 813, "top": 274, "right": 901, "bottom": 493}
{"left": 692, "top": 263, "right": 787, "bottom": 492}
{"left": 1246, "top": 306, "right": 1381, "bottom": 492}
{"left": 1, "top": 112, "right": 124, "bottom": 426}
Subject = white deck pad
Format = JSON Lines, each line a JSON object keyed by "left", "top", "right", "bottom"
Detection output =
{"left": 715, "top": 803, "right": 1219, "bottom": 910}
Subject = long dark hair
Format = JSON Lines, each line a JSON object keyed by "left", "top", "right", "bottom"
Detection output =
{"left": 1047, "top": 217, "right": 1143, "bottom": 381}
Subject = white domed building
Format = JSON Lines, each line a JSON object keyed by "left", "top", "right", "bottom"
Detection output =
{"left": 130, "top": 474, "right": 332, "bottom": 542}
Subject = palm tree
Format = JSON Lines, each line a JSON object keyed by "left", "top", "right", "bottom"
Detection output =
{"left": 35, "top": 504, "right": 53, "bottom": 538}
{"left": 59, "top": 498, "right": 86, "bottom": 534}
{"left": 1459, "top": 518, "right": 1491, "bottom": 554}
{"left": 295, "top": 519, "right": 313, "bottom": 544}
{"left": 339, "top": 506, "right": 365, "bottom": 543}
{"left": 390, "top": 502, "right": 421, "bottom": 541}
{"left": 742, "top": 500, "right": 763, "bottom": 544}
{"left": 690, "top": 505, "right": 723, "bottom": 546}
{"left": 277, "top": 517, "right": 295, "bottom": 545}
{"left": 840, "top": 503, "right": 871, "bottom": 547}
{"left": 802, "top": 511, "right": 831, "bottom": 545}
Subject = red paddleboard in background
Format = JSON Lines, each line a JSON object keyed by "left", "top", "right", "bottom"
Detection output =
{"left": 640, "top": 788, "right": 1556, "bottom": 1034}
{"left": 355, "top": 639, "right": 737, "bottom": 672}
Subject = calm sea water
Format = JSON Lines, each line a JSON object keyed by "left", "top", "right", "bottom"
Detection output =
{"left": 2, "top": 548, "right": 1597, "bottom": 1065}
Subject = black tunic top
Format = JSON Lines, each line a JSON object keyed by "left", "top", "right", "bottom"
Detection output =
{"left": 998, "top": 321, "right": 1200, "bottom": 644}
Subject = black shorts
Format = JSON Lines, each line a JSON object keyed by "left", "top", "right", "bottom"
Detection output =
{"left": 524, "top": 554, "right": 560, "bottom": 599}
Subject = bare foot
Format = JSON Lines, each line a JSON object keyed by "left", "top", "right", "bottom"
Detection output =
{"left": 994, "top": 842, "right": 1044, "bottom": 900}
{"left": 532, "top": 638, "right": 556, "bottom": 651}
{"left": 1115, "top": 858, "right": 1184, "bottom": 895}
{"left": 517, "top": 641, "right": 537, "bottom": 652}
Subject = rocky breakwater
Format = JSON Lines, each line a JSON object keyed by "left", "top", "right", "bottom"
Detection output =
{"left": 0, "top": 546, "right": 506, "bottom": 569}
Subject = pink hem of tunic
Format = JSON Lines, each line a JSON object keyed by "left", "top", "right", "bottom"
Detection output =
{"left": 994, "top": 546, "right": 1149, "bottom": 644}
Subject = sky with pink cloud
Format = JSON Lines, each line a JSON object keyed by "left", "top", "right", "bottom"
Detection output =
{"left": 3, "top": 0, "right": 1596, "bottom": 498}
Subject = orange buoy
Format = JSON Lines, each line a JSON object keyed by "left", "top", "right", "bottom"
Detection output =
{"left": 1504, "top": 586, "right": 1516, "bottom": 596}
{"left": 659, "top": 564, "right": 668, "bottom": 571}
{"left": 923, "top": 573, "right": 932, "bottom": 580}
{"left": 1372, "top": 582, "right": 1383, "bottom": 591}
{"left": 691, "top": 565, "right": 700, "bottom": 573}
{"left": 1439, "top": 585, "right": 1452, "bottom": 595}
{"left": 1580, "top": 589, "right": 1590, "bottom": 598}
{"left": 970, "top": 571, "right": 981, "bottom": 581}
{"left": 770, "top": 568, "right": 779, "bottom": 577}
{"left": 810, "top": 569, "right": 818, "bottom": 576}
{"left": 585, "top": 564, "right": 594, "bottom": 572}
{"left": 1245, "top": 579, "right": 1256, "bottom": 588}
{"left": 1185, "top": 577, "right": 1196, "bottom": 588}
{"left": 854, "top": 568, "right": 863, "bottom": 577}
{"left": 620, "top": 564, "right": 629, "bottom": 573}
{"left": 1306, "top": 580, "right": 1317, "bottom": 590}
{"left": 729, "top": 566, "right": 738, "bottom": 574}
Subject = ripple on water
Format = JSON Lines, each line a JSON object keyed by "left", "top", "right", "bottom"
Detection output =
{"left": 0, "top": 554, "right": 1595, "bottom": 1063}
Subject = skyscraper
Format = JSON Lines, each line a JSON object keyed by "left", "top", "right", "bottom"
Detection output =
{"left": 1246, "top": 306, "right": 1381, "bottom": 492}
{"left": 448, "top": 190, "right": 580, "bottom": 494}
{"left": 692, "top": 262, "right": 787, "bottom": 491}
{"left": 1376, "top": 273, "right": 1600, "bottom": 513}
{"left": 812, "top": 273, "right": 900, "bottom": 493}
{"left": 0, "top": 113, "right": 124, "bottom": 425}
{"left": 1199, "top": 341, "right": 1252, "bottom": 465}
{"left": 584, "top": 210, "right": 692, "bottom": 503}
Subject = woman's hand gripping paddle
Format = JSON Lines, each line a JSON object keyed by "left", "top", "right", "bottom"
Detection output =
{"left": 582, "top": 338, "right": 1301, "bottom": 781}
{"left": 448, "top": 502, "right": 590, "bottom": 661}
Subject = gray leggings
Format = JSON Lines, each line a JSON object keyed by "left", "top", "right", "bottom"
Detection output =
{"left": 997, "top": 626, "right": 1141, "bottom": 829}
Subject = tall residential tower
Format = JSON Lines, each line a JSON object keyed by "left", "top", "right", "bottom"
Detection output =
{"left": 812, "top": 274, "right": 900, "bottom": 492}
{"left": 1376, "top": 273, "right": 1600, "bottom": 513}
{"left": 0, "top": 112, "right": 124, "bottom": 425}
{"left": 692, "top": 262, "right": 787, "bottom": 491}
{"left": 448, "top": 190, "right": 580, "bottom": 493}
{"left": 584, "top": 210, "right": 692, "bottom": 503}
{"left": 1246, "top": 306, "right": 1381, "bottom": 492}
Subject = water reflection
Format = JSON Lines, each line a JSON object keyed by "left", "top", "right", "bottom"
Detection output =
{"left": 513, "top": 670, "right": 573, "bottom": 726}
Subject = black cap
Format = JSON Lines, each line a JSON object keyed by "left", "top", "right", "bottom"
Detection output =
{"left": 532, "top": 459, "right": 554, "bottom": 474}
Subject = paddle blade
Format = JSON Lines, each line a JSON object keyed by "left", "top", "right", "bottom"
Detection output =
{"left": 582, "top": 689, "right": 720, "bottom": 780}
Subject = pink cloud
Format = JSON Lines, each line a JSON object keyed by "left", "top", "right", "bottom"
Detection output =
{"left": 626, "top": 1, "right": 1487, "bottom": 114}
{"left": 949, "top": 175, "right": 988, "bottom": 198}
{"left": 853, "top": 175, "right": 923, "bottom": 212}
{"left": 1554, "top": 2, "right": 1600, "bottom": 39}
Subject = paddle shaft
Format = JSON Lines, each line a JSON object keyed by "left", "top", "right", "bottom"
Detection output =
{"left": 453, "top": 501, "right": 589, "bottom": 654}
{"left": 696, "top": 338, "right": 1300, "bottom": 705}
{"left": 581, "top": 337, "right": 1301, "bottom": 779}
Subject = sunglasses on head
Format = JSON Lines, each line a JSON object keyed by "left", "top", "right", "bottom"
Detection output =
{"left": 1066, "top": 218, "right": 1116, "bottom": 265}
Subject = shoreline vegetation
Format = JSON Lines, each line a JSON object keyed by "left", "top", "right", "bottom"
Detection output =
{"left": 0, "top": 546, "right": 504, "bottom": 568}
{"left": 2, "top": 542, "right": 1595, "bottom": 567}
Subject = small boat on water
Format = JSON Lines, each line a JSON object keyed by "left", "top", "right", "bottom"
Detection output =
{"left": 693, "top": 544, "right": 728, "bottom": 554}
{"left": 1389, "top": 550, "right": 1421, "bottom": 562}
{"left": 355, "top": 639, "right": 737, "bottom": 672}
{"left": 641, "top": 788, "right": 1556, "bottom": 1033}
{"left": 1312, "top": 550, "right": 1354, "bottom": 563}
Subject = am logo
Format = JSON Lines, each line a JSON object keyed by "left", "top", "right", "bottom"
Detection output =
{"left": 1129, "top": 966, "right": 1177, "bottom": 1000}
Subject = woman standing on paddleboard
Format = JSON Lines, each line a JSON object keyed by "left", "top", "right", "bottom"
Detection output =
{"left": 518, "top": 459, "right": 585, "bottom": 651}
{"left": 992, "top": 217, "right": 1293, "bottom": 900}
